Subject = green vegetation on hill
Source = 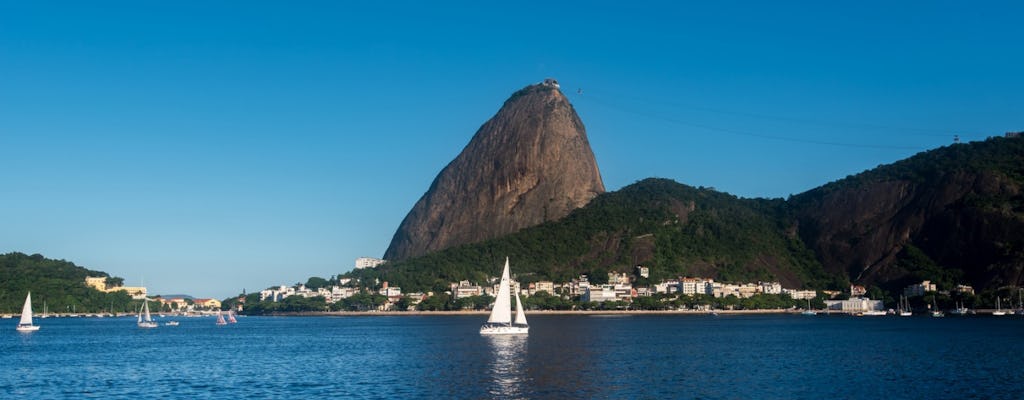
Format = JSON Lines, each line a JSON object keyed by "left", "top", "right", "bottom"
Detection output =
{"left": 348, "top": 179, "right": 838, "bottom": 293}
{"left": 0, "top": 252, "right": 134, "bottom": 314}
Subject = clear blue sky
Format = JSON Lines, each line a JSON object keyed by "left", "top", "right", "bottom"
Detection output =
{"left": 2, "top": 1, "right": 1021, "bottom": 299}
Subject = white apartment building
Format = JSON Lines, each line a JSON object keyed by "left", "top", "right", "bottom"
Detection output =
{"left": 354, "top": 257, "right": 387, "bottom": 269}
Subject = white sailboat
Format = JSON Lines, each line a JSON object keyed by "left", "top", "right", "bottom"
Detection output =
{"left": 215, "top": 310, "right": 227, "bottom": 325}
{"left": 137, "top": 300, "right": 158, "bottom": 328}
{"left": 899, "top": 296, "right": 913, "bottom": 317}
{"left": 992, "top": 297, "right": 1007, "bottom": 316}
{"left": 801, "top": 298, "right": 817, "bottom": 316}
{"left": 227, "top": 310, "right": 237, "bottom": 324}
{"left": 16, "top": 292, "right": 40, "bottom": 332}
{"left": 480, "top": 257, "right": 529, "bottom": 335}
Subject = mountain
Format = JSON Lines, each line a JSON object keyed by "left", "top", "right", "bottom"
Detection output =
{"left": 357, "top": 178, "right": 835, "bottom": 292}
{"left": 789, "top": 135, "right": 1024, "bottom": 294}
{"left": 0, "top": 252, "right": 135, "bottom": 314}
{"left": 355, "top": 135, "right": 1023, "bottom": 295}
{"left": 383, "top": 80, "right": 605, "bottom": 261}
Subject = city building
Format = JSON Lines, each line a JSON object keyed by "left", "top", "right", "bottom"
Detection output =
{"left": 583, "top": 285, "right": 618, "bottom": 303}
{"left": 193, "top": 298, "right": 222, "bottom": 310}
{"left": 825, "top": 297, "right": 884, "bottom": 313}
{"left": 784, "top": 289, "right": 817, "bottom": 300}
{"left": 354, "top": 257, "right": 387, "bottom": 269}
{"left": 953, "top": 284, "right": 975, "bottom": 295}
{"left": 850, "top": 285, "right": 867, "bottom": 297}
{"left": 636, "top": 265, "right": 649, "bottom": 279}
{"left": 83, "top": 276, "right": 147, "bottom": 299}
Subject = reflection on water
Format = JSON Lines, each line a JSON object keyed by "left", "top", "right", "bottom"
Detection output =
{"left": 484, "top": 335, "right": 529, "bottom": 399}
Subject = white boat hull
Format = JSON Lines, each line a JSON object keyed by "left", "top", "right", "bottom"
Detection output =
{"left": 480, "top": 324, "right": 529, "bottom": 335}
{"left": 16, "top": 324, "right": 40, "bottom": 332}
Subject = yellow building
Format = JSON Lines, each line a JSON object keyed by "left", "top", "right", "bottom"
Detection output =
{"left": 85, "top": 276, "right": 108, "bottom": 291}
{"left": 193, "top": 298, "right": 221, "bottom": 310}
{"left": 84, "top": 277, "right": 148, "bottom": 299}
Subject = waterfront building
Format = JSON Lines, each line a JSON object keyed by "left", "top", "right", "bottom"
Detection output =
{"left": 193, "top": 298, "right": 222, "bottom": 310}
{"left": 636, "top": 265, "right": 649, "bottom": 278}
{"left": 850, "top": 285, "right": 867, "bottom": 297}
{"left": 583, "top": 285, "right": 618, "bottom": 303}
{"left": 824, "top": 297, "right": 884, "bottom": 312}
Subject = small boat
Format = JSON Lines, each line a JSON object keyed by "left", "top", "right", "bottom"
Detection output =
{"left": 215, "top": 310, "right": 227, "bottom": 325}
{"left": 862, "top": 310, "right": 887, "bottom": 316}
{"left": 992, "top": 297, "right": 1007, "bottom": 316}
{"left": 930, "top": 297, "right": 944, "bottom": 317}
{"left": 801, "top": 299, "right": 817, "bottom": 316}
{"left": 137, "top": 300, "right": 158, "bottom": 328}
{"left": 899, "top": 296, "right": 913, "bottom": 317}
{"left": 949, "top": 301, "right": 969, "bottom": 316}
{"left": 480, "top": 257, "right": 528, "bottom": 335}
{"left": 227, "top": 311, "right": 237, "bottom": 324}
{"left": 164, "top": 321, "right": 179, "bottom": 326}
{"left": 16, "top": 292, "right": 41, "bottom": 332}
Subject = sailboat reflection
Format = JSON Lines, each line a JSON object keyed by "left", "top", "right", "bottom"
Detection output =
{"left": 484, "top": 334, "right": 529, "bottom": 399}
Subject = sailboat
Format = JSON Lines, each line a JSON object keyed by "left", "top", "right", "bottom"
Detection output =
{"left": 992, "top": 297, "right": 1007, "bottom": 316}
{"left": 949, "top": 301, "right": 969, "bottom": 316}
{"left": 137, "top": 300, "right": 158, "bottom": 328}
{"left": 480, "top": 257, "right": 529, "bottom": 335}
{"left": 930, "top": 297, "right": 945, "bottom": 317}
{"left": 227, "top": 310, "right": 237, "bottom": 324}
{"left": 16, "top": 292, "right": 40, "bottom": 332}
{"left": 801, "top": 298, "right": 817, "bottom": 316}
{"left": 215, "top": 310, "right": 227, "bottom": 325}
{"left": 899, "top": 296, "right": 913, "bottom": 317}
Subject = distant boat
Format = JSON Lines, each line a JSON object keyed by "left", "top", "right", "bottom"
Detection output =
{"left": 930, "top": 297, "right": 944, "bottom": 317}
{"left": 480, "top": 257, "right": 528, "bottom": 335}
{"left": 801, "top": 298, "right": 817, "bottom": 316}
{"left": 215, "top": 310, "right": 227, "bottom": 325}
{"left": 862, "top": 310, "right": 887, "bottom": 316}
{"left": 899, "top": 296, "right": 913, "bottom": 317}
{"left": 227, "top": 311, "right": 237, "bottom": 324}
{"left": 992, "top": 297, "right": 1007, "bottom": 316}
{"left": 16, "top": 292, "right": 41, "bottom": 332}
{"left": 164, "top": 320, "right": 179, "bottom": 326}
{"left": 137, "top": 300, "right": 158, "bottom": 328}
{"left": 949, "top": 301, "right": 969, "bottom": 316}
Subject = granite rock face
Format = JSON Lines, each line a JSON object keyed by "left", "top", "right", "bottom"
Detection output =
{"left": 384, "top": 81, "right": 605, "bottom": 261}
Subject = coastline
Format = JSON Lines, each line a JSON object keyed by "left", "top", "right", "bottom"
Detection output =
{"left": 265, "top": 309, "right": 804, "bottom": 317}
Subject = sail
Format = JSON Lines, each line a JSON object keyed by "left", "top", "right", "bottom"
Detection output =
{"left": 487, "top": 257, "right": 513, "bottom": 324}
{"left": 19, "top": 292, "right": 33, "bottom": 326}
{"left": 143, "top": 301, "right": 152, "bottom": 322}
{"left": 513, "top": 291, "right": 527, "bottom": 325}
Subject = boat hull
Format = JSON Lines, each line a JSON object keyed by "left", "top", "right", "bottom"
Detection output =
{"left": 16, "top": 324, "right": 40, "bottom": 332}
{"left": 480, "top": 324, "right": 529, "bottom": 335}
{"left": 137, "top": 322, "right": 159, "bottom": 328}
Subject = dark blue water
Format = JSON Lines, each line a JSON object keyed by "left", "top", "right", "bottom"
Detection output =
{"left": 3, "top": 314, "right": 1023, "bottom": 399}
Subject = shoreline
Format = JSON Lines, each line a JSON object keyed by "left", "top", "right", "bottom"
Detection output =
{"left": 266, "top": 309, "right": 804, "bottom": 317}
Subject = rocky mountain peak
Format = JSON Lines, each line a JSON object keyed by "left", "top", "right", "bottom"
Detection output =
{"left": 384, "top": 80, "right": 605, "bottom": 261}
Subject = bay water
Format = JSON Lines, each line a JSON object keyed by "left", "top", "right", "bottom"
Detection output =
{"left": 3, "top": 314, "right": 1023, "bottom": 399}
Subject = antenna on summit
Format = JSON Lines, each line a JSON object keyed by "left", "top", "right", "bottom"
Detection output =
{"left": 542, "top": 78, "right": 559, "bottom": 88}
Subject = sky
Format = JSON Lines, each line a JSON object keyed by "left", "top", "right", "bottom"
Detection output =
{"left": 2, "top": 1, "right": 1021, "bottom": 299}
